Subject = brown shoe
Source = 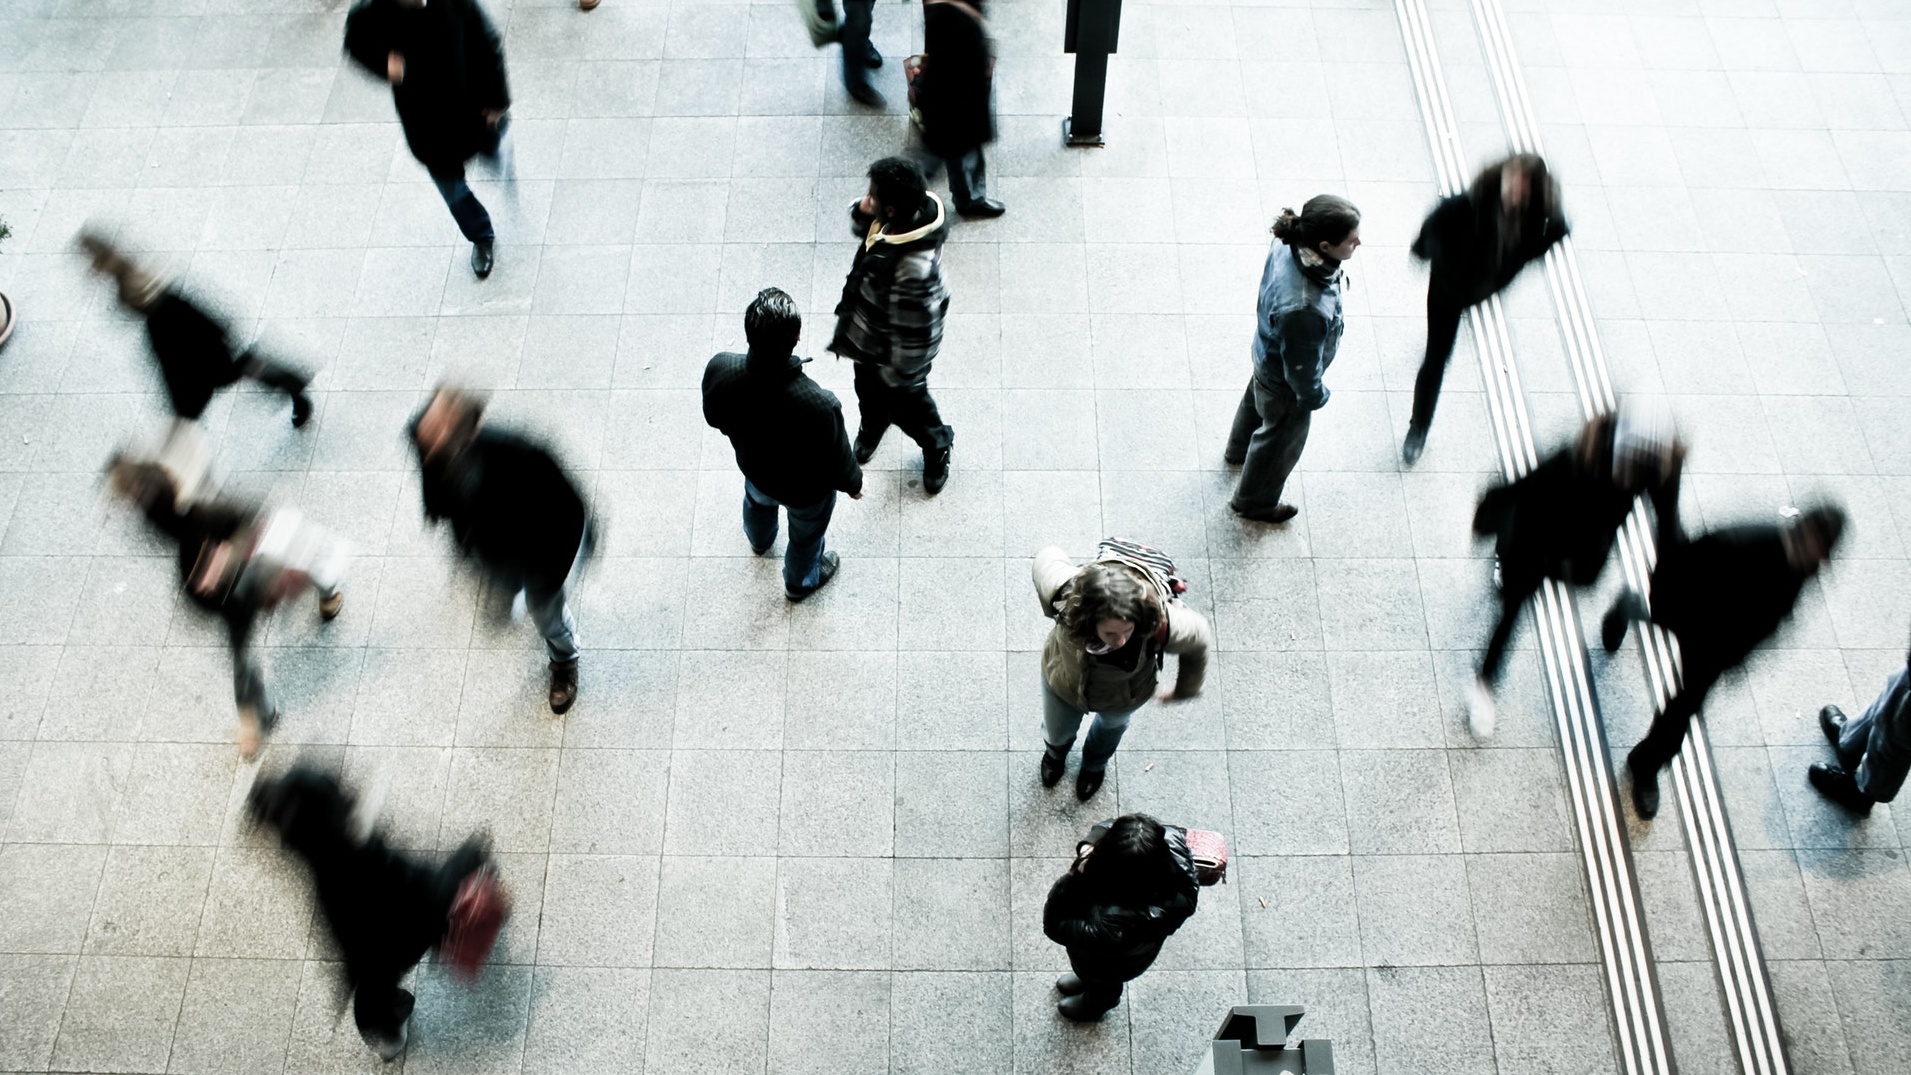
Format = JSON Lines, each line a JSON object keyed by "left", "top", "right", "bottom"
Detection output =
{"left": 319, "top": 590, "right": 344, "bottom": 621}
{"left": 580, "top": 0, "right": 601, "bottom": 8}
{"left": 549, "top": 659, "right": 579, "bottom": 715}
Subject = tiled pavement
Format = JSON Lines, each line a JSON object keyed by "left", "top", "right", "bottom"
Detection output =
{"left": 0, "top": 0, "right": 1904, "bottom": 1073}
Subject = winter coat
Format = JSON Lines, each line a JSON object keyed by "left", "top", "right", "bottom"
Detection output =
{"left": 916, "top": 0, "right": 995, "bottom": 159}
{"left": 1412, "top": 181, "right": 1569, "bottom": 308}
{"left": 1472, "top": 445, "right": 1680, "bottom": 593}
{"left": 143, "top": 290, "right": 249, "bottom": 420}
{"left": 1647, "top": 524, "right": 1808, "bottom": 669}
{"left": 1251, "top": 243, "right": 1344, "bottom": 411}
{"left": 1033, "top": 547, "right": 1213, "bottom": 713}
{"left": 829, "top": 195, "right": 952, "bottom": 387}
{"left": 1042, "top": 828, "right": 1201, "bottom": 983}
{"left": 416, "top": 428, "right": 588, "bottom": 596}
{"left": 344, "top": 0, "right": 510, "bottom": 173}
{"left": 702, "top": 349, "right": 864, "bottom": 506}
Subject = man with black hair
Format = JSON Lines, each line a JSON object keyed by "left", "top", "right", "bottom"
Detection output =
{"left": 1606, "top": 505, "right": 1846, "bottom": 819}
{"left": 704, "top": 287, "right": 865, "bottom": 600}
{"left": 830, "top": 156, "right": 956, "bottom": 494}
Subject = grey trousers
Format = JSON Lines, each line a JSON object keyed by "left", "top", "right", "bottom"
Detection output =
{"left": 1226, "top": 376, "right": 1311, "bottom": 513}
{"left": 1839, "top": 668, "right": 1911, "bottom": 802}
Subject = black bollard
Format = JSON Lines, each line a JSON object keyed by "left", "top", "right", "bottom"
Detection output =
{"left": 1063, "top": 0, "right": 1122, "bottom": 146}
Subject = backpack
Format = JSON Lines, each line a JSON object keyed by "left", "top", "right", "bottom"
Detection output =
{"left": 1095, "top": 537, "right": 1190, "bottom": 621}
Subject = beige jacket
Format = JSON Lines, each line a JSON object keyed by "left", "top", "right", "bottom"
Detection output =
{"left": 1032, "top": 546, "right": 1213, "bottom": 712}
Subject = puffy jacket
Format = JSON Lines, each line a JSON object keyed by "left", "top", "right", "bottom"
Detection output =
{"left": 1251, "top": 243, "right": 1344, "bottom": 411}
{"left": 1042, "top": 828, "right": 1202, "bottom": 983}
{"left": 829, "top": 195, "right": 952, "bottom": 387}
{"left": 1033, "top": 547, "right": 1212, "bottom": 713}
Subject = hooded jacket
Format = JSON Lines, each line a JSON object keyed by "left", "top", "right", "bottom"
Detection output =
{"left": 1042, "top": 828, "right": 1202, "bottom": 983}
{"left": 1647, "top": 524, "right": 1809, "bottom": 668}
{"left": 344, "top": 0, "right": 510, "bottom": 173}
{"left": 1033, "top": 547, "right": 1213, "bottom": 713}
{"left": 415, "top": 427, "right": 588, "bottom": 596}
{"left": 702, "top": 348, "right": 864, "bottom": 506}
{"left": 1251, "top": 243, "right": 1344, "bottom": 411}
{"left": 1412, "top": 174, "right": 1569, "bottom": 307}
{"left": 829, "top": 195, "right": 952, "bottom": 387}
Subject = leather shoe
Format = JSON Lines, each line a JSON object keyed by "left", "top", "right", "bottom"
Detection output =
{"left": 1628, "top": 749, "right": 1660, "bottom": 819}
{"left": 1075, "top": 768, "right": 1105, "bottom": 802}
{"left": 923, "top": 445, "right": 951, "bottom": 495}
{"left": 957, "top": 198, "right": 1006, "bottom": 219}
{"left": 1232, "top": 502, "right": 1298, "bottom": 525}
{"left": 1040, "top": 750, "right": 1065, "bottom": 788}
{"left": 549, "top": 659, "right": 578, "bottom": 715}
{"left": 291, "top": 394, "right": 314, "bottom": 428}
{"left": 1057, "top": 994, "right": 1113, "bottom": 1022}
{"left": 1402, "top": 424, "right": 1428, "bottom": 465}
{"left": 787, "top": 550, "right": 841, "bottom": 601}
{"left": 1820, "top": 705, "right": 1848, "bottom": 749}
{"left": 863, "top": 40, "right": 883, "bottom": 68}
{"left": 471, "top": 240, "right": 495, "bottom": 279}
{"left": 847, "top": 83, "right": 886, "bottom": 108}
{"left": 853, "top": 429, "right": 880, "bottom": 465}
{"left": 1809, "top": 762, "right": 1875, "bottom": 815}
{"left": 1055, "top": 973, "right": 1085, "bottom": 997}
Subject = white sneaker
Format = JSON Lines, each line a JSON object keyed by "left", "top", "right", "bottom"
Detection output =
{"left": 509, "top": 589, "right": 527, "bottom": 623}
{"left": 1465, "top": 677, "right": 1497, "bottom": 739}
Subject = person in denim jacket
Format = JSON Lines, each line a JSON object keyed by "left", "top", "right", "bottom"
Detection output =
{"left": 1225, "top": 196, "right": 1361, "bottom": 525}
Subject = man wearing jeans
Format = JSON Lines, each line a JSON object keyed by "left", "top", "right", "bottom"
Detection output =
{"left": 346, "top": 0, "right": 512, "bottom": 278}
{"left": 411, "top": 386, "right": 591, "bottom": 713}
{"left": 704, "top": 288, "right": 865, "bottom": 600}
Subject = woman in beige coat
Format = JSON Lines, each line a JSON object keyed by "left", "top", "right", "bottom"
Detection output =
{"left": 1033, "top": 546, "right": 1214, "bottom": 801}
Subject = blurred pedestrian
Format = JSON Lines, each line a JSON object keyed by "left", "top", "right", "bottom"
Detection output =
{"left": 1812, "top": 637, "right": 1911, "bottom": 815}
{"left": 912, "top": 0, "right": 1004, "bottom": 218}
{"left": 409, "top": 385, "right": 591, "bottom": 714}
{"left": 830, "top": 156, "right": 956, "bottom": 494}
{"left": 1606, "top": 505, "right": 1845, "bottom": 819}
{"left": 1033, "top": 542, "right": 1212, "bottom": 801}
{"left": 1403, "top": 154, "right": 1568, "bottom": 464}
{"left": 107, "top": 440, "right": 349, "bottom": 757}
{"left": 78, "top": 231, "right": 314, "bottom": 428}
{"left": 345, "top": 0, "right": 512, "bottom": 278}
{"left": 1043, "top": 814, "right": 1201, "bottom": 1022}
{"left": 703, "top": 287, "right": 865, "bottom": 600}
{"left": 801, "top": 0, "right": 884, "bottom": 106}
{"left": 1225, "top": 196, "right": 1361, "bottom": 525}
{"left": 250, "top": 766, "right": 508, "bottom": 1061}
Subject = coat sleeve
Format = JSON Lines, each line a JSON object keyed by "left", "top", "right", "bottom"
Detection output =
{"left": 1411, "top": 196, "right": 1463, "bottom": 263}
{"left": 1042, "top": 875, "right": 1136, "bottom": 949}
{"left": 1032, "top": 547, "right": 1078, "bottom": 617}
{"left": 461, "top": 0, "right": 511, "bottom": 111}
{"left": 826, "top": 398, "right": 864, "bottom": 495}
{"left": 343, "top": 1, "right": 391, "bottom": 78}
{"left": 1277, "top": 308, "right": 1333, "bottom": 410}
{"left": 1162, "top": 603, "right": 1213, "bottom": 699}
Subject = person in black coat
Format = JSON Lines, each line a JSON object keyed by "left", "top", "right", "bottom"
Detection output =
{"left": 410, "top": 385, "right": 590, "bottom": 714}
{"left": 345, "top": 0, "right": 511, "bottom": 278}
{"left": 249, "top": 766, "right": 500, "bottom": 1061}
{"left": 913, "top": 0, "right": 1004, "bottom": 218}
{"left": 1404, "top": 154, "right": 1568, "bottom": 464}
{"left": 79, "top": 231, "right": 314, "bottom": 427}
{"left": 1043, "top": 814, "right": 1201, "bottom": 1022}
{"left": 1467, "top": 406, "right": 1683, "bottom": 737}
{"left": 1605, "top": 506, "right": 1845, "bottom": 819}
{"left": 703, "top": 287, "right": 864, "bottom": 600}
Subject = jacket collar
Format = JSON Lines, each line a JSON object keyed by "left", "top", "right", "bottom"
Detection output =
{"left": 1291, "top": 244, "right": 1341, "bottom": 288}
{"left": 744, "top": 348, "right": 806, "bottom": 376}
{"left": 864, "top": 193, "right": 947, "bottom": 251}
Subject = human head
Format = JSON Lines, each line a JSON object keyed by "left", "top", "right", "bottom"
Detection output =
{"left": 864, "top": 156, "right": 928, "bottom": 223}
{"left": 1590, "top": 401, "right": 1682, "bottom": 492}
{"left": 76, "top": 229, "right": 165, "bottom": 312}
{"left": 744, "top": 287, "right": 802, "bottom": 355}
{"left": 1059, "top": 563, "right": 1161, "bottom": 653}
{"left": 413, "top": 384, "right": 487, "bottom": 465}
{"left": 104, "top": 452, "right": 177, "bottom": 510}
{"left": 1781, "top": 505, "right": 1845, "bottom": 575}
{"left": 1075, "top": 814, "right": 1178, "bottom": 903}
{"left": 1270, "top": 195, "right": 1362, "bottom": 262}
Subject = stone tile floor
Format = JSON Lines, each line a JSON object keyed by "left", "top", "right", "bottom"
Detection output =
{"left": 0, "top": 0, "right": 1904, "bottom": 1073}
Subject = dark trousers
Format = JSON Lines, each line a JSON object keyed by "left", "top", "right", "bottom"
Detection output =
{"left": 1411, "top": 280, "right": 1469, "bottom": 433}
{"left": 839, "top": 0, "right": 876, "bottom": 92}
{"left": 1226, "top": 376, "right": 1310, "bottom": 513}
{"left": 1480, "top": 573, "right": 1543, "bottom": 684}
{"left": 430, "top": 172, "right": 495, "bottom": 244}
{"left": 943, "top": 147, "right": 988, "bottom": 208}
{"left": 1632, "top": 651, "right": 1729, "bottom": 775}
{"left": 354, "top": 981, "right": 415, "bottom": 1048}
{"left": 853, "top": 362, "right": 954, "bottom": 452}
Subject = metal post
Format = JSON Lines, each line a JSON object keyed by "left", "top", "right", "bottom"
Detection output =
{"left": 1063, "top": 0, "right": 1122, "bottom": 145}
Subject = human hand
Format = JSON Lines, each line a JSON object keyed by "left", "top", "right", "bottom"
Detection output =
{"left": 1156, "top": 689, "right": 1188, "bottom": 704}
{"left": 386, "top": 51, "right": 405, "bottom": 84}
{"left": 850, "top": 486, "right": 864, "bottom": 500}
{"left": 483, "top": 109, "right": 503, "bottom": 128}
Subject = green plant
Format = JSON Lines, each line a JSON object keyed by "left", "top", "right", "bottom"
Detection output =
{"left": 0, "top": 214, "right": 10, "bottom": 250}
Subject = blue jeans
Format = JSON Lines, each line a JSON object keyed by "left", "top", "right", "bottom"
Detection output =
{"left": 1041, "top": 682, "right": 1140, "bottom": 774}
{"left": 742, "top": 481, "right": 836, "bottom": 593}
{"left": 430, "top": 174, "right": 495, "bottom": 243}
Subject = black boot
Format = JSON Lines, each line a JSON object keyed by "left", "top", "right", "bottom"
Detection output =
{"left": 1820, "top": 705, "right": 1848, "bottom": 748}
{"left": 923, "top": 445, "right": 951, "bottom": 495}
{"left": 1075, "top": 767, "right": 1105, "bottom": 802}
{"left": 1809, "top": 763, "right": 1876, "bottom": 815}
{"left": 854, "top": 428, "right": 881, "bottom": 464}
{"left": 1040, "top": 748, "right": 1065, "bottom": 788}
{"left": 1627, "top": 748, "right": 1660, "bottom": 820}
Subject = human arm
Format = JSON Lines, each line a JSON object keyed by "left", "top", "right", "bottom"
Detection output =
{"left": 461, "top": 0, "right": 512, "bottom": 113}
{"left": 1042, "top": 874, "right": 1149, "bottom": 949}
{"left": 1276, "top": 308, "right": 1333, "bottom": 411}
{"left": 1160, "top": 603, "right": 1213, "bottom": 700}
{"left": 1646, "top": 446, "right": 1685, "bottom": 553}
{"left": 342, "top": 1, "right": 393, "bottom": 79}
{"left": 827, "top": 401, "right": 865, "bottom": 498}
{"left": 1032, "top": 546, "right": 1078, "bottom": 616}
{"left": 1410, "top": 195, "right": 1466, "bottom": 263}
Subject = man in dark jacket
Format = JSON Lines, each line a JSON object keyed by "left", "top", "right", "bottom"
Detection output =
{"left": 830, "top": 156, "right": 956, "bottom": 494}
{"left": 914, "top": 0, "right": 1004, "bottom": 218}
{"left": 411, "top": 385, "right": 590, "bottom": 713}
{"left": 79, "top": 231, "right": 314, "bottom": 427}
{"left": 704, "top": 287, "right": 864, "bottom": 600}
{"left": 1605, "top": 506, "right": 1845, "bottom": 819}
{"left": 1811, "top": 638, "right": 1911, "bottom": 815}
{"left": 345, "top": 0, "right": 511, "bottom": 278}
{"left": 1404, "top": 154, "right": 1568, "bottom": 464}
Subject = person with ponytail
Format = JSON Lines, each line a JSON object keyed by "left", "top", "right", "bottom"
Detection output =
{"left": 1224, "top": 195, "right": 1361, "bottom": 525}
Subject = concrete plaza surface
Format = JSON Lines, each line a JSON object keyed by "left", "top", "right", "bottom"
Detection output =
{"left": 0, "top": 0, "right": 1905, "bottom": 1073}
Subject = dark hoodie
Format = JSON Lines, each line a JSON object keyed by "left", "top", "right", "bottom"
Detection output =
{"left": 1412, "top": 167, "right": 1569, "bottom": 307}
{"left": 413, "top": 424, "right": 588, "bottom": 596}
{"left": 829, "top": 194, "right": 952, "bottom": 387}
{"left": 702, "top": 348, "right": 863, "bottom": 506}
{"left": 344, "top": 0, "right": 510, "bottom": 173}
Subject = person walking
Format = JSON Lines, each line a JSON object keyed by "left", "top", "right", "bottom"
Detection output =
{"left": 78, "top": 231, "right": 314, "bottom": 427}
{"left": 1605, "top": 506, "right": 1845, "bottom": 819}
{"left": 1032, "top": 543, "right": 1212, "bottom": 801}
{"left": 1811, "top": 636, "right": 1911, "bottom": 815}
{"left": 830, "top": 156, "right": 956, "bottom": 494}
{"left": 345, "top": 0, "right": 512, "bottom": 278}
{"left": 1224, "top": 196, "right": 1361, "bottom": 525}
{"left": 409, "top": 385, "right": 591, "bottom": 714}
{"left": 912, "top": 0, "right": 1004, "bottom": 218}
{"left": 703, "top": 287, "right": 865, "bottom": 600}
{"left": 1042, "top": 814, "right": 1201, "bottom": 1022}
{"left": 1403, "top": 154, "right": 1568, "bottom": 464}
{"left": 800, "top": 0, "right": 885, "bottom": 106}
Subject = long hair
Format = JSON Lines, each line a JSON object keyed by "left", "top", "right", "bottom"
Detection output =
{"left": 1057, "top": 562, "right": 1161, "bottom": 648}
{"left": 1073, "top": 814, "right": 1181, "bottom": 905}
{"left": 1270, "top": 194, "right": 1361, "bottom": 252}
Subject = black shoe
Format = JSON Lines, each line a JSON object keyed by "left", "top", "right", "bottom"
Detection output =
{"left": 847, "top": 82, "right": 886, "bottom": 108}
{"left": 923, "top": 445, "right": 951, "bottom": 495}
{"left": 1820, "top": 705, "right": 1848, "bottom": 748}
{"left": 787, "top": 550, "right": 841, "bottom": 601}
{"left": 863, "top": 40, "right": 883, "bottom": 68}
{"left": 549, "top": 659, "right": 578, "bottom": 715}
{"left": 471, "top": 241, "right": 495, "bottom": 279}
{"left": 1628, "top": 749, "right": 1660, "bottom": 820}
{"left": 1040, "top": 750, "right": 1065, "bottom": 788}
{"left": 1075, "top": 768, "right": 1105, "bottom": 802}
{"left": 1402, "top": 424, "right": 1428, "bottom": 466}
{"left": 853, "top": 429, "right": 880, "bottom": 465}
{"left": 1055, "top": 973, "right": 1085, "bottom": 997}
{"left": 1232, "top": 502, "right": 1298, "bottom": 525}
{"left": 291, "top": 393, "right": 314, "bottom": 428}
{"left": 1057, "top": 994, "right": 1114, "bottom": 1022}
{"left": 1602, "top": 603, "right": 1630, "bottom": 654}
{"left": 957, "top": 198, "right": 1006, "bottom": 219}
{"left": 1809, "top": 762, "right": 1875, "bottom": 815}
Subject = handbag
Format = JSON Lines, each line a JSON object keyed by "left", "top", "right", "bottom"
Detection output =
{"left": 441, "top": 865, "right": 511, "bottom": 981}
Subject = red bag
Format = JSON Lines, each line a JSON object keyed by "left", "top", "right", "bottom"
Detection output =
{"left": 441, "top": 866, "right": 511, "bottom": 981}
{"left": 1184, "top": 828, "right": 1230, "bottom": 886}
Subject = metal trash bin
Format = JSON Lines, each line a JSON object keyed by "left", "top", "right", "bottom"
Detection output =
{"left": 1190, "top": 1005, "right": 1334, "bottom": 1075}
